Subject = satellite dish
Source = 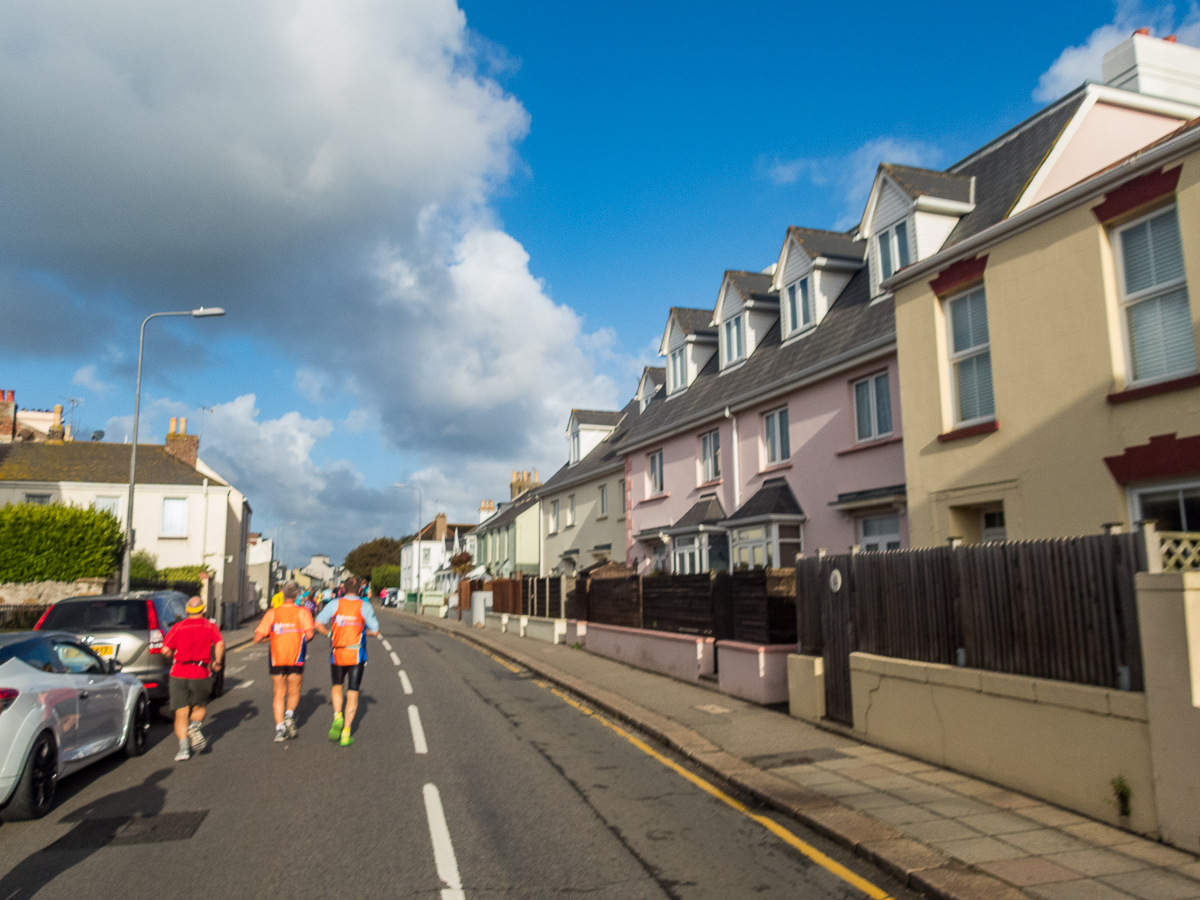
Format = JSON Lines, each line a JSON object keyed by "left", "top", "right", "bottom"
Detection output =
{"left": 91, "top": 431, "right": 105, "bottom": 442}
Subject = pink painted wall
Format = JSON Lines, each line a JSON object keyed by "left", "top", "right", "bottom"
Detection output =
{"left": 1030, "top": 103, "right": 1187, "bottom": 207}
{"left": 626, "top": 352, "right": 908, "bottom": 569}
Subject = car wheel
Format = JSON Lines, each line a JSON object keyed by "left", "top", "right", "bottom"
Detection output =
{"left": 4, "top": 732, "right": 58, "bottom": 821}
{"left": 123, "top": 693, "right": 151, "bottom": 758}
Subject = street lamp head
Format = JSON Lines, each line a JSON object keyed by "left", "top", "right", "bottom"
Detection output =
{"left": 191, "top": 307, "right": 226, "bottom": 318}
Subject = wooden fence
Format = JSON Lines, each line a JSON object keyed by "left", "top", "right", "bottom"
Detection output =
{"left": 797, "top": 532, "right": 1146, "bottom": 725}
{"left": 579, "top": 570, "right": 794, "bottom": 644}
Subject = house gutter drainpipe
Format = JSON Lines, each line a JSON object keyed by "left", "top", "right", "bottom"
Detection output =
{"left": 200, "top": 477, "right": 209, "bottom": 612}
{"left": 725, "top": 407, "right": 740, "bottom": 512}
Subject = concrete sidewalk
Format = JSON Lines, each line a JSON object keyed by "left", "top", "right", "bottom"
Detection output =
{"left": 222, "top": 614, "right": 262, "bottom": 651}
{"left": 398, "top": 612, "right": 1200, "bottom": 900}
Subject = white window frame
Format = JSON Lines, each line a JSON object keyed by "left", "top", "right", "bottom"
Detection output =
{"left": 550, "top": 500, "right": 560, "bottom": 534}
{"left": 852, "top": 371, "right": 893, "bottom": 443}
{"left": 1130, "top": 478, "right": 1200, "bottom": 533}
{"left": 648, "top": 450, "right": 664, "bottom": 495}
{"left": 723, "top": 313, "right": 745, "bottom": 365}
{"left": 981, "top": 510, "right": 1007, "bottom": 543}
{"left": 672, "top": 535, "right": 703, "bottom": 574}
{"left": 730, "top": 525, "right": 772, "bottom": 570}
{"left": 857, "top": 514, "right": 901, "bottom": 551}
{"left": 945, "top": 285, "right": 995, "bottom": 426}
{"left": 763, "top": 407, "right": 790, "bottom": 466}
{"left": 567, "top": 494, "right": 576, "bottom": 527}
{"left": 876, "top": 220, "right": 912, "bottom": 284}
{"left": 160, "top": 497, "right": 188, "bottom": 538}
{"left": 23, "top": 493, "right": 51, "bottom": 505}
{"left": 93, "top": 496, "right": 121, "bottom": 518}
{"left": 670, "top": 347, "right": 686, "bottom": 392}
{"left": 785, "top": 277, "right": 814, "bottom": 336}
{"left": 599, "top": 483, "right": 608, "bottom": 517}
{"left": 570, "top": 430, "right": 581, "bottom": 464}
{"left": 700, "top": 429, "right": 720, "bottom": 483}
{"left": 1113, "top": 204, "right": 1196, "bottom": 387}
{"left": 619, "top": 478, "right": 626, "bottom": 515}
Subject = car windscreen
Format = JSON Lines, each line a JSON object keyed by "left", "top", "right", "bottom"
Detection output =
{"left": 41, "top": 600, "right": 149, "bottom": 633}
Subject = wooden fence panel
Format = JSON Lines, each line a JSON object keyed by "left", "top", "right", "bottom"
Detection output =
{"left": 588, "top": 575, "right": 642, "bottom": 628}
{"left": 729, "top": 571, "right": 795, "bottom": 644}
{"left": 641, "top": 575, "right": 713, "bottom": 635}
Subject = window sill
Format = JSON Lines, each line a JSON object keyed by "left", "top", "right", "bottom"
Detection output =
{"left": 564, "top": 524, "right": 575, "bottom": 530}
{"left": 937, "top": 420, "right": 999, "bottom": 443}
{"left": 158, "top": 535, "right": 189, "bottom": 541}
{"left": 596, "top": 515, "right": 608, "bottom": 521}
{"left": 1107, "top": 372, "right": 1200, "bottom": 404}
{"left": 756, "top": 461, "right": 793, "bottom": 475}
{"left": 837, "top": 435, "right": 902, "bottom": 456}
{"left": 695, "top": 478, "right": 723, "bottom": 489}
{"left": 637, "top": 493, "right": 670, "bottom": 506}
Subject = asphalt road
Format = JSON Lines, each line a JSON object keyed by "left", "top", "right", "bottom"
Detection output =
{"left": 0, "top": 612, "right": 922, "bottom": 899}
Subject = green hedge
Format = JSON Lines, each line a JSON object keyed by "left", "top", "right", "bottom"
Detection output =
{"left": 0, "top": 502, "right": 124, "bottom": 582}
{"left": 371, "top": 564, "right": 400, "bottom": 593}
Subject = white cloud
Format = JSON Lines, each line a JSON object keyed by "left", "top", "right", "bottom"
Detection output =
{"left": 0, "top": 1, "right": 637, "bottom": 546}
{"left": 72, "top": 364, "right": 112, "bottom": 395}
{"left": 1034, "top": 2, "right": 1200, "bottom": 101}
{"left": 766, "top": 138, "right": 943, "bottom": 229}
{"left": 343, "top": 409, "right": 372, "bottom": 433}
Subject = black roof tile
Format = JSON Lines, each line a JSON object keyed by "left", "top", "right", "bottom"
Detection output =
{"left": 671, "top": 495, "right": 726, "bottom": 530}
{"left": 726, "top": 477, "right": 804, "bottom": 522}
{"left": 787, "top": 227, "right": 866, "bottom": 262}
{"left": 882, "top": 164, "right": 973, "bottom": 203}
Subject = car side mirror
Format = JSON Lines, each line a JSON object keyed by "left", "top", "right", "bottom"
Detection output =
{"left": 108, "top": 659, "right": 122, "bottom": 674}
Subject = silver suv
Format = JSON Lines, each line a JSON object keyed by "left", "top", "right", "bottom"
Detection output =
{"left": 35, "top": 592, "right": 225, "bottom": 710}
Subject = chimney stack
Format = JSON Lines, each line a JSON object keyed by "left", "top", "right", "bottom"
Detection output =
{"left": 47, "top": 404, "right": 65, "bottom": 442}
{"left": 510, "top": 468, "right": 543, "bottom": 500}
{"left": 0, "top": 390, "right": 15, "bottom": 444}
{"left": 1104, "top": 28, "right": 1200, "bottom": 105}
{"left": 434, "top": 512, "right": 448, "bottom": 540}
{"left": 165, "top": 417, "right": 200, "bottom": 469}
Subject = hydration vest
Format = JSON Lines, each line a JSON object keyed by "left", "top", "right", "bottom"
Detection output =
{"left": 330, "top": 597, "right": 367, "bottom": 666}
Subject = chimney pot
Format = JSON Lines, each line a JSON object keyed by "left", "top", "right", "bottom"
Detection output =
{"left": 180, "top": 417, "right": 187, "bottom": 434}
{"left": 1165, "top": 34, "right": 1178, "bottom": 42}
{"left": 169, "top": 417, "right": 178, "bottom": 435}
{"left": 1136, "top": 26, "right": 1150, "bottom": 35}
{"left": 5, "top": 391, "right": 12, "bottom": 402}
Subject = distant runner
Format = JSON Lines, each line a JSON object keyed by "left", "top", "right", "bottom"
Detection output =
{"left": 162, "top": 596, "right": 225, "bottom": 761}
{"left": 314, "top": 575, "right": 380, "bottom": 747}
{"left": 253, "top": 581, "right": 315, "bottom": 742}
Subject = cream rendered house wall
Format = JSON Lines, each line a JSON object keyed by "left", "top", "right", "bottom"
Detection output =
{"left": 540, "top": 468, "right": 626, "bottom": 575}
{"left": 893, "top": 152, "right": 1200, "bottom": 546}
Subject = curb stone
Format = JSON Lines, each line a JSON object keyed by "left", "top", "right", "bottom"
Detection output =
{"left": 398, "top": 612, "right": 1035, "bottom": 900}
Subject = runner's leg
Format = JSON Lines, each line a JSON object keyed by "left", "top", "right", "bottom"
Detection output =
{"left": 344, "top": 690, "right": 359, "bottom": 731}
{"left": 271, "top": 674, "right": 287, "bottom": 725}
{"left": 330, "top": 683, "right": 344, "bottom": 717}
{"left": 174, "top": 706, "right": 190, "bottom": 742}
{"left": 285, "top": 672, "right": 302, "bottom": 716}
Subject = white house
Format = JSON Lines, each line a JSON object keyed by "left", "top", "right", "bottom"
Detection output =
{"left": 399, "top": 513, "right": 475, "bottom": 593}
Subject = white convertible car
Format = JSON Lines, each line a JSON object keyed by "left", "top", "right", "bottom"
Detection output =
{"left": 0, "top": 630, "right": 150, "bottom": 820}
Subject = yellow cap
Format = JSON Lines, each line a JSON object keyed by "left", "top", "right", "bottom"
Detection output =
{"left": 185, "top": 596, "right": 205, "bottom": 613}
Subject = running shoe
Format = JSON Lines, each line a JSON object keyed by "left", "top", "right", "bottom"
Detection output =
{"left": 339, "top": 730, "right": 353, "bottom": 747}
{"left": 188, "top": 722, "right": 207, "bottom": 752}
{"left": 328, "top": 714, "right": 344, "bottom": 741}
{"left": 284, "top": 717, "right": 297, "bottom": 740}
{"left": 274, "top": 725, "right": 287, "bottom": 743}
{"left": 174, "top": 745, "right": 191, "bottom": 761}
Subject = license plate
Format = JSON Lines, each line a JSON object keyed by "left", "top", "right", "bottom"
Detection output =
{"left": 91, "top": 644, "right": 115, "bottom": 658}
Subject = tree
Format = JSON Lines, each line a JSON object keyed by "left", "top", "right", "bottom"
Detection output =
{"left": 371, "top": 565, "right": 400, "bottom": 593}
{"left": 129, "top": 550, "right": 160, "bottom": 580}
{"left": 343, "top": 537, "right": 403, "bottom": 578}
{"left": 0, "top": 502, "right": 125, "bottom": 582}
{"left": 449, "top": 551, "right": 473, "bottom": 576}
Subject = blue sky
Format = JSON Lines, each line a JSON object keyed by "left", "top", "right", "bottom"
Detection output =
{"left": 0, "top": 0, "right": 1192, "bottom": 567}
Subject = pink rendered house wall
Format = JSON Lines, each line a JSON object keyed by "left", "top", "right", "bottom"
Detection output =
{"left": 626, "top": 352, "right": 907, "bottom": 569}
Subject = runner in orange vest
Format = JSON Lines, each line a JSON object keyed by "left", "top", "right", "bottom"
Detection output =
{"left": 314, "top": 575, "right": 380, "bottom": 747}
{"left": 253, "top": 581, "right": 315, "bottom": 742}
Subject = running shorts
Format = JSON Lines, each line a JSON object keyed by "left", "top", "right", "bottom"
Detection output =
{"left": 169, "top": 675, "right": 213, "bottom": 710}
{"left": 269, "top": 664, "right": 304, "bottom": 676}
{"left": 330, "top": 663, "right": 365, "bottom": 691}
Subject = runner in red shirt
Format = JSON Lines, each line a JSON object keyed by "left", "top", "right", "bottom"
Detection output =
{"left": 162, "top": 596, "right": 225, "bottom": 761}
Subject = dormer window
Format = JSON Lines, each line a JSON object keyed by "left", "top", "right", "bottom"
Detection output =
{"left": 785, "top": 278, "right": 814, "bottom": 335}
{"left": 723, "top": 314, "right": 745, "bottom": 365}
{"left": 669, "top": 348, "right": 686, "bottom": 391}
{"left": 877, "top": 220, "right": 912, "bottom": 282}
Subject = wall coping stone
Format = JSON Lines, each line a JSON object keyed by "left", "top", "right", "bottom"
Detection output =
{"left": 716, "top": 640, "right": 797, "bottom": 654}
{"left": 589, "top": 622, "right": 714, "bottom": 645}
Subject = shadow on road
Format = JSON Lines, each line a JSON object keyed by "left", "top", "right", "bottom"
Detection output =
{"left": 199, "top": 699, "right": 257, "bottom": 751}
{"left": 0, "top": 769, "right": 170, "bottom": 900}
{"left": 294, "top": 687, "right": 326, "bottom": 728}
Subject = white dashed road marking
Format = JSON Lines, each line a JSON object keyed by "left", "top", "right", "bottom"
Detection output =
{"left": 423, "top": 783, "right": 464, "bottom": 900}
{"left": 408, "top": 705, "right": 428, "bottom": 754}
{"left": 399, "top": 671, "right": 413, "bottom": 694}
{"left": 382, "top": 639, "right": 393, "bottom": 652}
{"left": 390, "top": 651, "right": 401, "bottom": 666}
{"left": 235, "top": 680, "right": 254, "bottom": 689}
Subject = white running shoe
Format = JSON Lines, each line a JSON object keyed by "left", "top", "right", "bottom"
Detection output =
{"left": 283, "top": 717, "right": 297, "bottom": 740}
{"left": 274, "top": 725, "right": 287, "bottom": 743}
{"left": 188, "top": 722, "right": 207, "bottom": 752}
{"left": 174, "top": 744, "right": 191, "bottom": 761}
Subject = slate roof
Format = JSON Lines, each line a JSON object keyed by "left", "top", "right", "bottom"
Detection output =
{"left": 642, "top": 367, "right": 666, "bottom": 387}
{"left": 830, "top": 484, "right": 906, "bottom": 506}
{"left": 624, "top": 265, "right": 891, "bottom": 450}
{"left": 787, "top": 227, "right": 866, "bottom": 262}
{"left": 725, "top": 270, "right": 776, "bottom": 302}
{"left": 541, "top": 397, "right": 641, "bottom": 494}
{"left": 881, "top": 164, "right": 973, "bottom": 203}
{"left": 0, "top": 443, "right": 223, "bottom": 486}
{"left": 725, "top": 477, "right": 804, "bottom": 523}
{"left": 473, "top": 490, "right": 537, "bottom": 534}
{"left": 942, "top": 88, "right": 1088, "bottom": 247}
{"left": 670, "top": 494, "right": 726, "bottom": 531}
{"left": 670, "top": 308, "right": 717, "bottom": 337}
{"left": 572, "top": 409, "right": 623, "bottom": 427}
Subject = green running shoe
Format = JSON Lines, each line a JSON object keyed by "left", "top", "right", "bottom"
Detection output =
{"left": 328, "top": 714, "right": 344, "bottom": 741}
{"left": 339, "top": 730, "right": 354, "bottom": 747}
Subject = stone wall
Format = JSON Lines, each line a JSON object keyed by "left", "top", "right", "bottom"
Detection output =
{"left": 0, "top": 577, "right": 112, "bottom": 605}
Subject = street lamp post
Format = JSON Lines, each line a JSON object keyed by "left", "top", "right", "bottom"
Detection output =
{"left": 121, "top": 307, "right": 226, "bottom": 592}
{"left": 394, "top": 483, "right": 422, "bottom": 593}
